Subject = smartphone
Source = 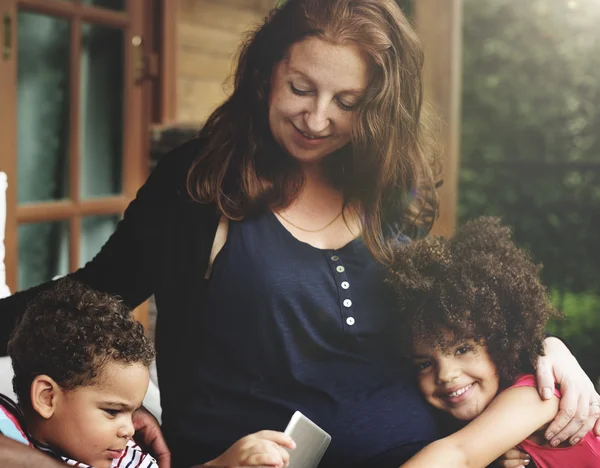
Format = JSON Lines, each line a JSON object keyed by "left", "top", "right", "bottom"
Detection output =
{"left": 284, "top": 411, "right": 331, "bottom": 468}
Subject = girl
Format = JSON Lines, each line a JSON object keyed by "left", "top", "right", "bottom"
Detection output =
{"left": 387, "top": 217, "right": 600, "bottom": 467}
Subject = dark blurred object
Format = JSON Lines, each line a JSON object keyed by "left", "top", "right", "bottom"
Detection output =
{"left": 150, "top": 124, "right": 201, "bottom": 170}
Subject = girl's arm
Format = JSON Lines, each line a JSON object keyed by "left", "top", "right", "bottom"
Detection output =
{"left": 401, "top": 385, "right": 559, "bottom": 468}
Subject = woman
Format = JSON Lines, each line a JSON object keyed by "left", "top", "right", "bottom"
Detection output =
{"left": 1, "top": 1, "right": 598, "bottom": 467}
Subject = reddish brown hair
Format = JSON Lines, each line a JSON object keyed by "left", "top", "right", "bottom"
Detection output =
{"left": 187, "top": 0, "right": 440, "bottom": 263}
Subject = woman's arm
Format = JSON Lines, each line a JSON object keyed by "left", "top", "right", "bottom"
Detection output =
{"left": 537, "top": 336, "right": 600, "bottom": 446}
{"left": 401, "top": 385, "right": 559, "bottom": 468}
{"left": 0, "top": 138, "right": 202, "bottom": 355}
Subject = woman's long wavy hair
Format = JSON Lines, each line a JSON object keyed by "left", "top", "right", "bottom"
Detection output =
{"left": 187, "top": 0, "right": 440, "bottom": 264}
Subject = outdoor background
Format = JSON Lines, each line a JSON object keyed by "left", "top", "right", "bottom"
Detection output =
{"left": 458, "top": 0, "right": 600, "bottom": 383}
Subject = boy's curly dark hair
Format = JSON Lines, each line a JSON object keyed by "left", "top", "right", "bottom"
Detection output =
{"left": 8, "top": 278, "right": 156, "bottom": 407}
{"left": 386, "top": 217, "right": 561, "bottom": 387}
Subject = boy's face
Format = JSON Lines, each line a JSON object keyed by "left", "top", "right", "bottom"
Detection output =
{"left": 412, "top": 331, "right": 500, "bottom": 421}
{"left": 46, "top": 362, "right": 149, "bottom": 468}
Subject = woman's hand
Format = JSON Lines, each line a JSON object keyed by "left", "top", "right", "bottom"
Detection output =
{"left": 205, "top": 430, "right": 296, "bottom": 467}
{"left": 493, "top": 448, "right": 531, "bottom": 468}
{"left": 536, "top": 337, "right": 600, "bottom": 446}
{"left": 132, "top": 407, "right": 171, "bottom": 468}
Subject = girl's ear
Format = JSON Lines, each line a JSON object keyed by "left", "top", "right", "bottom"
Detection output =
{"left": 30, "top": 375, "right": 61, "bottom": 419}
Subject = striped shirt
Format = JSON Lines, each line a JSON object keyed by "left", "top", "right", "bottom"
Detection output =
{"left": 0, "top": 393, "right": 158, "bottom": 468}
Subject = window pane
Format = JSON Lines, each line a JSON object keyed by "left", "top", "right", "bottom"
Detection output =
{"left": 18, "top": 221, "right": 69, "bottom": 290}
{"left": 80, "top": 24, "right": 124, "bottom": 199}
{"left": 82, "top": 0, "right": 125, "bottom": 11}
{"left": 80, "top": 215, "right": 120, "bottom": 267}
{"left": 17, "top": 13, "right": 70, "bottom": 204}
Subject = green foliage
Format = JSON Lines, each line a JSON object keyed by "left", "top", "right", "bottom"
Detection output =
{"left": 548, "top": 291, "right": 600, "bottom": 383}
{"left": 459, "top": 0, "right": 600, "bottom": 380}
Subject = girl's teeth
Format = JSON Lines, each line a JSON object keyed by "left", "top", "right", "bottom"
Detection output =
{"left": 448, "top": 383, "right": 473, "bottom": 398}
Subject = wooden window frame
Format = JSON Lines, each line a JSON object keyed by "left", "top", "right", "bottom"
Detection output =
{"left": 1, "top": 0, "right": 150, "bottom": 325}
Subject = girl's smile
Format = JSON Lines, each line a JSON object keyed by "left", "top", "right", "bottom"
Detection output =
{"left": 412, "top": 331, "right": 500, "bottom": 421}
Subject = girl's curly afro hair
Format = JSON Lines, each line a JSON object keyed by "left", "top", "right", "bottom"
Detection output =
{"left": 386, "top": 217, "right": 561, "bottom": 387}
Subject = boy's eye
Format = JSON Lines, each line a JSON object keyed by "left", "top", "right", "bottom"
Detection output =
{"left": 103, "top": 408, "right": 119, "bottom": 417}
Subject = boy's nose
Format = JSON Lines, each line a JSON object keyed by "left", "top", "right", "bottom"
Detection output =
{"left": 118, "top": 419, "right": 135, "bottom": 439}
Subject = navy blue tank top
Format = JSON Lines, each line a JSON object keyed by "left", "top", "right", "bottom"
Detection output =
{"left": 172, "top": 212, "right": 439, "bottom": 467}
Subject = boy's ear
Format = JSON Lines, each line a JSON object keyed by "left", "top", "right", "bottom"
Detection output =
{"left": 30, "top": 375, "right": 61, "bottom": 419}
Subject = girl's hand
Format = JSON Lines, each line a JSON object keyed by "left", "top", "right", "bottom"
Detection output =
{"left": 536, "top": 337, "right": 600, "bottom": 447}
{"left": 494, "top": 448, "right": 531, "bottom": 468}
{"left": 205, "top": 430, "right": 296, "bottom": 467}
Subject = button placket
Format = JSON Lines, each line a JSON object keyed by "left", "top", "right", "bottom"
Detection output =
{"left": 327, "top": 251, "right": 355, "bottom": 329}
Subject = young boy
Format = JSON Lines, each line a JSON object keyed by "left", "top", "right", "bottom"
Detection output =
{"left": 0, "top": 279, "right": 295, "bottom": 468}
{"left": 386, "top": 217, "right": 600, "bottom": 468}
{"left": 1, "top": 279, "right": 158, "bottom": 468}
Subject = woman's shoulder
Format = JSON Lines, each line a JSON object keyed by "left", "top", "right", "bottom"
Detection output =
{"left": 151, "top": 136, "right": 206, "bottom": 194}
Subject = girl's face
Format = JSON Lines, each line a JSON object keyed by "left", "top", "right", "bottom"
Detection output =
{"left": 412, "top": 331, "right": 500, "bottom": 421}
{"left": 268, "top": 36, "right": 371, "bottom": 167}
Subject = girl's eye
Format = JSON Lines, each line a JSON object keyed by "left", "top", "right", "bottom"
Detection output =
{"left": 289, "top": 83, "right": 312, "bottom": 96}
{"left": 103, "top": 409, "right": 119, "bottom": 417}
{"left": 456, "top": 345, "right": 473, "bottom": 356}
{"left": 414, "top": 360, "right": 432, "bottom": 372}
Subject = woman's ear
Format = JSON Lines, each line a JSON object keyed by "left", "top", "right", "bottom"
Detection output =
{"left": 30, "top": 375, "right": 60, "bottom": 419}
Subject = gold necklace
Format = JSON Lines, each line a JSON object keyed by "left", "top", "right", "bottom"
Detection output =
{"left": 277, "top": 210, "right": 344, "bottom": 233}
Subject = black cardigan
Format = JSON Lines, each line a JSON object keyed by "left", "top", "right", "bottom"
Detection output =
{"left": 0, "top": 137, "right": 220, "bottom": 425}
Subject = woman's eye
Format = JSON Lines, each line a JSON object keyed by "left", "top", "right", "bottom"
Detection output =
{"left": 289, "top": 83, "right": 312, "bottom": 96}
{"left": 336, "top": 99, "right": 357, "bottom": 112}
{"left": 456, "top": 345, "right": 473, "bottom": 356}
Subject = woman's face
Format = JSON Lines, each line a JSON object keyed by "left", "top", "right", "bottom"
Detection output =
{"left": 268, "top": 36, "right": 371, "bottom": 166}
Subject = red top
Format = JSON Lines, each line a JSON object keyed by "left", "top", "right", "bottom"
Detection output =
{"left": 510, "top": 375, "right": 600, "bottom": 468}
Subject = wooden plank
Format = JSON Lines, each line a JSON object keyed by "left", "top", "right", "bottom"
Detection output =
{"left": 0, "top": 0, "right": 18, "bottom": 291}
{"left": 179, "top": 0, "right": 265, "bottom": 36}
{"left": 414, "top": 0, "right": 463, "bottom": 237}
{"left": 69, "top": 15, "right": 82, "bottom": 269}
{"left": 178, "top": 21, "right": 244, "bottom": 57}
{"left": 176, "top": 77, "right": 228, "bottom": 123}
{"left": 158, "top": 0, "right": 178, "bottom": 123}
{"left": 18, "top": 0, "right": 129, "bottom": 28}
{"left": 16, "top": 198, "right": 128, "bottom": 223}
{"left": 209, "top": 0, "right": 274, "bottom": 13}
{"left": 178, "top": 47, "right": 234, "bottom": 81}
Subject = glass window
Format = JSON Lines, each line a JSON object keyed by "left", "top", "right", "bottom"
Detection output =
{"left": 80, "top": 24, "right": 124, "bottom": 199}
{"left": 18, "top": 221, "right": 69, "bottom": 290}
{"left": 80, "top": 215, "right": 120, "bottom": 266}
{"left": 17, "top": 13, "right": 70, "bottom": 204}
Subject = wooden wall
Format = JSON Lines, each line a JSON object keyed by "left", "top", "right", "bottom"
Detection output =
{"left": 414, "top": 0, "right": 463, "bottom": 236}
{"left": 175, "top": 0, "right": 277, "bottom": 123}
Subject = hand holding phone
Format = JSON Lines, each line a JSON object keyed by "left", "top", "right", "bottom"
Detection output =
{"left": 283, "top": 411, "right": 331, "bottom": 468}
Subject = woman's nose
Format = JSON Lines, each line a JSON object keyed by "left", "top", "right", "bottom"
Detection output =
{"left": 304, "top": 99, "right": 330, "bottom": 134}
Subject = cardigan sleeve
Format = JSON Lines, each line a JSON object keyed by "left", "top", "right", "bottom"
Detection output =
{"left": 0, "top": 138, "right": 203, "bottom": 355}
